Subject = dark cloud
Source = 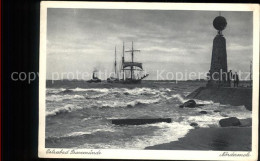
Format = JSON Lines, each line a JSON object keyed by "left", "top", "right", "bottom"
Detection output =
{"left": 46, "top": 8, "right": 253, "bottom": 80}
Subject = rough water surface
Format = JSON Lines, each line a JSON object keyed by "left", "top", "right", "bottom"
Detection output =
{"left": 45, "top": 81, "right": 251, "bottom": 149}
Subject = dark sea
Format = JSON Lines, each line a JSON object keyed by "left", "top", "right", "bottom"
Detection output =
{"left": 45, "top": 80, "right": 251, "bottom": 149}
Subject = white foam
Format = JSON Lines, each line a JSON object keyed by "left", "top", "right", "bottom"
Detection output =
{"left": 82, "top": 122, "right": 192, "bottom": 149}
{"left": 64, "top": 131, "right": 92, "bottom": 137}
{"left": 186, "top": 114, "right": 223, "bottom": 128}
{"left": 128, "top": 122, "right": 192, "bottom": 149}
{"left": 77, "top": 121, "right": 192, "bottom": 149}
{"left": 185, "top": 104, "right": 252, "bottom": 127}
{"left": 194, "top": 99, "right": 214, "bottom": 104}
{"left": 160, "top": 93, "right": 172, "bottom": 100}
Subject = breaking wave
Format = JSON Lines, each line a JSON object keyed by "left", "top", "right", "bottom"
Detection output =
{"left": 171, "top": 94, "right": 187, "bottom": 103}
{"left": 46, "top": 104, "right": 84, "bottom": 117}
{"left": 85, "top": 93, "right": 108, "bottom": 99}
{"left": 46, "top": 94, "right": 85, "bottom": 102}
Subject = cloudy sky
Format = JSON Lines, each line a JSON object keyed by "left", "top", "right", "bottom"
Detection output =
{"left": 46, "top": 8, "right": 253, "bottom": 80}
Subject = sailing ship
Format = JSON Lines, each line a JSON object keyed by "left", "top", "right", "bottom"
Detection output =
{"left": 107, "top": 41, "right": 149, "bottom": 84}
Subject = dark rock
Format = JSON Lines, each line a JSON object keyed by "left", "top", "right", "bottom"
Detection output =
{"left": 199, "top": 111, "right": 207, "bottom": 114}
{"left": 219, "top": 117, "right": 241, "bottom": 127}
{"left": 214, "top": 110, "right": 221, "bottom": 113}
{"left": 179, "top": 105, "right": 184, "bottom": 108}
{"left": 179, "top": 100, "right": 196, "bottom": 108}
{"left": 190, "top": 122, "right": 198, "bottom": 127}
{"left": 196, "top": 104, "right": 205, "bottom": 107}
{"left": 111, "top": 118, "right": 172, "bottom": 125}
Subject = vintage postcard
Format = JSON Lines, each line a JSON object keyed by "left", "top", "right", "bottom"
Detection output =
{"left": 39, "top": 2, "right": 259, "bottom": 160}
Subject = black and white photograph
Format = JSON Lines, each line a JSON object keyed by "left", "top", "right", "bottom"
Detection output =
{"left": 38, "top": 2, "right": 259, "bottom": 160}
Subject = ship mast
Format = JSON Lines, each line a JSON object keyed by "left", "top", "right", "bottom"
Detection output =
{"left": 125, "top": 41, "right": 140, "bottom": 80}
{"left": 114, "top": 46, "right": 117, "bottom": 78}
{"left": 122, "top": 42, "right": 125, "bottom": 80}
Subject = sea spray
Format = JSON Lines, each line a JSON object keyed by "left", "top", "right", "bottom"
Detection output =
{"left": 171, "top": 94, "right": 187, "bottom": 103}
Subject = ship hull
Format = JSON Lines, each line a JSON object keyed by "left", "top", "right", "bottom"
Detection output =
{"left": 121, "top": 79, "right": 142, "bottom": 84}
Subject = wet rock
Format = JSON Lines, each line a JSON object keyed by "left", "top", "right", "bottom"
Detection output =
{"left": 214, "top": 110, "right": 221, "bottom": 113}
{"left": 199, "top": 111, "right": 207, "bottom": 114}
{"left": 190, "top": 122, "right": 198, "bottom": 127}
{"left": 239, "top": 118, "right": 252, "bottom": 127}
{"left": 179, "top": 100, "right": 196, "bottom": 108}
{"left": 111, "top": 118, "right": 172, "bottom": 125}
{"left": 219, "top": 117, "right": 241, "bottom": 127}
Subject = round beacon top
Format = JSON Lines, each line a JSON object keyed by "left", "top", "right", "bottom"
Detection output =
{"left": 213, "top": 16, "right": 227, "bottom": 31}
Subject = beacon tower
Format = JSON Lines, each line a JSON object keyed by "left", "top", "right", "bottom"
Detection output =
{"left": 208, "top": 15, "right": 228, "bottom": 87}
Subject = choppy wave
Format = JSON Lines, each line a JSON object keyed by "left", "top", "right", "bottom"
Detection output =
{"left": 46, "top": 88, "right": 66, "bottom": 95}
{"left": 47, "top": 87, "right": 171, "bottom": 102}
{"left": 63, "top": 128, "right": 116, "bottom": 138}
{"left": 46, "top": 97, "right": 161, "bottom": 117}
{"left": 97, "top": 98, "right": 161, "bottom": 108}
{"left": 51, "top": 87, "right": 171, "bottom": 95}
{"left": 46, "top": 128, "right": 116, "bottom": 143}
{"left": 46, "top": 94, "right": 85, "bottom": 102}
{"left": 85, "top": 93, "right": 108, "bottom": 99}
{"left": 46, "top": 104, "right": 84, "bottom": 116}
{"left": 72, "top": 88, "right": 110, "bottom": 93}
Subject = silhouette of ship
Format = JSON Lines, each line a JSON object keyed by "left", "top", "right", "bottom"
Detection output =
{"left": 107, "top": 41, "right": 149, "bottom": 84}
{"left": 87, "top": 71, "right": 101, "bottom": 83}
